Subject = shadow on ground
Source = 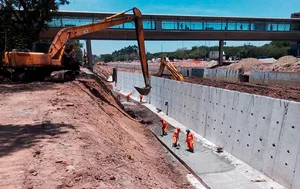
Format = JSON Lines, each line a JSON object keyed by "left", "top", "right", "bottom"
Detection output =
{"left": 0, "top": 121, "right": 74, "bottom": 157}
{"left": 0, "top": 82, "right": 58, "bottom": 94}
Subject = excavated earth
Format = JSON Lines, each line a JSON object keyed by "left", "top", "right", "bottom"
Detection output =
{"left": 94, "top": 65, "right": 300, "bottom": 103}
{"left": 0, "top": 73, "right": 192, "bottom": 189}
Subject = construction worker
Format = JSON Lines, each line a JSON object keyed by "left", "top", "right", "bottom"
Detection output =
{"left": 116, "top": 94, "right": 121, "bottom": 101}
{"left": 139, "top": 94, "right": 143, "bottom": 103}
{"left": 126, "top": 93, "right": 132, "bottom": 102}
{"left": 160, "top": 119, "right": 168, "bottom": 136}
{"left": 173, "top": 128, "right": 181, "bottom": 147}
{"left": 186, "top": 128, "right": 194, "bottom": 153}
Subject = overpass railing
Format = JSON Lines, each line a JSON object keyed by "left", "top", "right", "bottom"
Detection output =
{"left": 46, "top": 17, "right": 293, "bottom": 32}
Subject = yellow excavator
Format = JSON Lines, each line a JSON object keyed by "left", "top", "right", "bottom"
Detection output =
{"left": 1, "top": 7, "right": 151, "bottom": 95}
{"left": 156, "top": 56, "right": 184, "bottom": 81}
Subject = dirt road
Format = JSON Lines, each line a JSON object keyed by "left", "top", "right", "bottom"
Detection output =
{"left": 0, "top": 76, "right": 192, "bottom": 188}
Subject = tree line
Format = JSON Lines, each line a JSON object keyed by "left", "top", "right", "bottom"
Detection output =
{"left": 100, "top": 41, "right": 291, "bottom": 62}
{"left": 0, "top": 0, "right": 83, "bottom": 62}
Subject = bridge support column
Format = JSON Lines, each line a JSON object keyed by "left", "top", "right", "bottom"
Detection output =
{"left": 86, "top": 39, "right": 93, "bottom": 71}
{"left": 219, "top": 40, "right": 224, "bottom": 65}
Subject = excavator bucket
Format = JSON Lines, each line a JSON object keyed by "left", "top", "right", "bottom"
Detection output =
{"left": 134, "top": 86, "right": 151, "bottom": 96}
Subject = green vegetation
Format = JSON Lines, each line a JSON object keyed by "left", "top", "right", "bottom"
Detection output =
{"left": 0, "top": 0, "right": 69, "bottom": 51}
{"left": 100, "top": 41, "right": 291, "bottom": 62}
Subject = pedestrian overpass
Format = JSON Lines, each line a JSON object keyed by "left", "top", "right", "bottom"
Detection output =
{"left": 41, "top": 10, "right": 300, "bottom": 41}
{"left": 40, "top": 10, "right": 300, "bottom": 69}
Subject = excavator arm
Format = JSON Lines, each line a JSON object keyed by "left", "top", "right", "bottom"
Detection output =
{"left": 157, "top": 56, "right": 184, "bottom": 81}
{"left": 48, "top": 7, "right": 151, "bottom": 95}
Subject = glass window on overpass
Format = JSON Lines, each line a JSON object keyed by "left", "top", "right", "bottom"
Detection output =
{"left": 227, "top": 21, "right": 237, "bottom": 30}
{"left": 58, "top": 18, "right": 93, "bottom": 27}
{"left": 46, "top": 18, "right": 62, "bottom": 27}
{"left": 190, "top": 22, "right": 204, "bottom": 30}
{"left": 142, "top": 20, "right": 155, "bottom": 30}
{"left": 162, "top": 21, "right": 178, "bottom": 29}
{"left": 237, "top": 22, "right": 250, "bottom": 30}
{"left": 178, "top": 21, "right": 191, "bottom": 30}
{"left": 278, "top": 23, "right": 290, "bottom": 31}
{"left": 265, "top": 23, "right": 278, "bottom": 31}
{"left": 123, "top": 21, "right": 135, "bottom": 29}
{"left": 205, "top": 21, "right": 222, "bottom": 30}
{"left": 250, "top": 22, "right": 265, "bottom": 31}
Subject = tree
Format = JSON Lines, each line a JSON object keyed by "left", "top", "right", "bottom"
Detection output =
{"left": 270, "top": 41, "right": 290, "bottom": 48}
{"left": 100, "top": 54, "right": 113, "bottom": 63}
{"left": 0, "top": 0, "right": 69, "bottom": 51}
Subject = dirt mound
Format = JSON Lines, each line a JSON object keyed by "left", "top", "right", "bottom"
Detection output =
{"left": 94, "top": 65, "right": 113, "bottom": 80}
{"left": 0, "top": 76, "right": 191, "bottom": 188}
{"left": 220, "top": 58, "right": 264, "bottom": 73}
{"left": 276, "top": 56, "right": 298, "bottom": 64}
{"left": 269, "top": 56, "right": 300, "bottom": 72}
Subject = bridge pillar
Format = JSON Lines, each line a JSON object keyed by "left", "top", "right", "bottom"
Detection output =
{"left": 219, "top": 40, "right": 224, "bottom": 65}
{"left": 86, "top": 39, "right": 93, "bottom": 71}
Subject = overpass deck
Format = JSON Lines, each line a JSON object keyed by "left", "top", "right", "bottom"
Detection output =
{"left": 40, "top": 11, "right": 300, "bottom": 41}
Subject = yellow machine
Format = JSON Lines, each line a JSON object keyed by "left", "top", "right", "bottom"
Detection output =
{"left": 1, "top": 7, "right": 151, "bottom": 95}
{"left": 157, "top": 56, "right": 184, "bottom": 81}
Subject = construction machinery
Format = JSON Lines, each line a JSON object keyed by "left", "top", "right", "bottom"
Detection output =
{"left": 1, "top": 7, "right": 151, "bottom": 95}
{"left": 156, "top": 56, "right": 184, "bottom": 81}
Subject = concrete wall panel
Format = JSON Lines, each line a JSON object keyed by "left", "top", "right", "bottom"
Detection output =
{"left": 262, "top": 99, "right": 287, "bottom": 179}
{"left": 203, "top": 69, "right": 240, "bottom": 83}
{"left": 191, "top": 84, "right": 205, "bottom": 136}
{"left": 189, "top": 84, "right": 202, "bottom": 135}
{"left": 217, "top": 90, "right": 238, "bottom": 154}
{"left": 250, "top": 71, "right": 300, "bottom": 87}
{"left": 206, "top": 87, "right": 220, "bottom": 144}
{"left": 250, "top": 97, "right": 274, "bottom": 172}
{"left": 167, "top": 79, "right": 174, "bottom": 117}
{"left": 292, "top": 141, "right": 300, "bottom": 189}
{"left": 272, "top": 101, "right": 300, "bottom": 188}
{"left": 231, "top": 93, "right": 254, "bottom": 163}
{"left": 200, "top": 85, "right": 212, "bottom": 139}
{"left": 182, "top": 82, "right": 193, "bottom": 127}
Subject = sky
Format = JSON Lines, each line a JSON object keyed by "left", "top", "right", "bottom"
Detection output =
{"left": 60, "top": 0, "right": 300, "bottom": 55}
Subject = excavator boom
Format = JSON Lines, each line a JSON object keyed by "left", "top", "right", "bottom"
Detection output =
{"left": 48, "top": 7, "right": 151, "bottom": 95}
{"left": 157, "top": 56, "right": 184, "bottom": 81}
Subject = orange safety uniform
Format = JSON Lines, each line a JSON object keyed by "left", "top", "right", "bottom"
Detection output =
{"left": 173, "top": 128, "right": 180, "bottom": 146}
{"left": 186, "top": 131, "right": 194, "bottom": 151}
{"left": 126, "top": 93, "right": 131, "bottom": 102}
{"left": 139, "top": 94, "right": 143, "bottom": 102}
{"left": 160, "top": 119, "right": 168, "bottom": 135}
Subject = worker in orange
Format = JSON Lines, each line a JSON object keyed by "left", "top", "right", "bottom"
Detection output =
{"left": 160, "top": 119, "right": 168, "bottom": 136}
{"left": 126, "top": 93, "right": 132, "bottom": 102}
{"left": 186, "top": 128, "right": 194, "bottom": 153}
{"left": 172, "top": 128, "right": 181, "bottom": 147}
{"left": 139, "top": 94, "right": 143, "bottom": 103}
{"left": 116, "top": 94, "right": 121, "bottom": 101}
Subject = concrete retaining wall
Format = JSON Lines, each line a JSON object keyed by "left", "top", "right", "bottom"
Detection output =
{"left": 116, "top": 71, "right": 151, "bottom": 103}
{"left": 198, "top": 69, "right": 240, "bottom": 82}
{"left": 250, "top": 71, "right": 300, "bottom": 87}
{"left": 117, "top": 70, "right": 300, "bottom": 189}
